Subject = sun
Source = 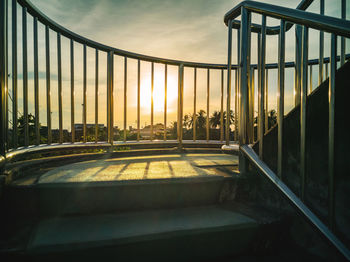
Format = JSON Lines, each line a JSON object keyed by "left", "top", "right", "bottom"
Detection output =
{"left": 140, "top": 73, "right": 178, "bottom": 112}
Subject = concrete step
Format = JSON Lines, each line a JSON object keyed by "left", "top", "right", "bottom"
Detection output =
{"left": 6, "top": 176, "right": 238, "bottom": 219}
{"left": 4, "top": 154, "right": 239, "bottom": 218}
{"left": 14, "top": 206, "right": 260, "bottom": 261}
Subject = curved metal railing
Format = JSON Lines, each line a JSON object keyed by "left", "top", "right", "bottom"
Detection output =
{"left": 0, "top": 0, "right": 347, "bottom": 165}
{"left": 0, "top": 0, "right": 349, "bottom": 257}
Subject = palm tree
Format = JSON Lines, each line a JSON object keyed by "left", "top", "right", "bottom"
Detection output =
{"left": 209, "top": 110, "right": 234, "bottom": 129}
{"left": 183, "top": 114, "right": 192, "bottom": 129}
{"left": 253, "top": 109, "right": 277, "bottom": 130}
{"left": 196, "top": 110, "right": 206, "bottom": 128}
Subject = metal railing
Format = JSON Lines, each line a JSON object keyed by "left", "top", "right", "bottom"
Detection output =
{"left": 224, "top": 0, "right": 350, "bottom": 259}
{"left": 1, "top": 0, "right": 243, "bottom": 162}
{"left": 0, "top": 0, "right": 349, "bottom": 258}
{"left": 0, "top": 0, "right": 345, "bottom": 160}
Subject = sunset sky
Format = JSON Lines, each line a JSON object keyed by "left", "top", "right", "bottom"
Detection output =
{"left": 7, "top": 0, "right": 349, "bottom": 132}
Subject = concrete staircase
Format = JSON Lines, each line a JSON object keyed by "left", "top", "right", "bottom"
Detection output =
{"left": 0, "top": 153, "right": 298, "bottom": 261}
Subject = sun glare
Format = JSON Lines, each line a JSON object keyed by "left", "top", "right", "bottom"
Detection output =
{"left": 140, "top": 73, "right": 178, "bottom": 112}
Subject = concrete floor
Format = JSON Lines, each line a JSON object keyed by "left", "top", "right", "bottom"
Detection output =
{"left": 38, "top": 153, "right": 238, "bottom": 184}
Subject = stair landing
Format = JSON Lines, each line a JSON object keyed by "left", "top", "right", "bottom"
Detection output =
{"left": 37, "top": 153, "right": 238, "bottom": 184}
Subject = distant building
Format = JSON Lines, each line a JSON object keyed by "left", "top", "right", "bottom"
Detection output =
{"left": 131, "top": 123, "right": 168, "bottom": 139}
{"left": 74, "top": 124, "right": 105, "bottom": 131}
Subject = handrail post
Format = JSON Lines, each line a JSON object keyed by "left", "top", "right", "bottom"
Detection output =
{"left": 206, "top": 68, "right": 210, "bottom": 142}
{"left": 82, "top": 44, "right": 86, "bottom": 143}
{"left": 70, "top": 40, "right": 75, "bottom": 143}
{"left": 150, "top": 62, "right": 154, "bottom": 141}
{"left": 124, "top": 57, "right": 127, "bottom": 142}
{"left": 234, "top": 29, "right": 240, "bottom": 142}
{"left": 164, "top": 64, "right": 167, "bottom": 141}
{"left": 300, "top": 26, "right": 308, "bottom": 200}
{"left": 177, "top": 64, "right": 184, "bottom": 149}
{"left": 258, "top": 15, "right": 266, "bottom": 159}
{"left": 248, "top": 66, "right": 254, "bottom": 142}
{"left": 319, "top": 0, "right": 324, "bottom": 85}
{"left": 329, "top": 34, "right": 337, "bottom": 231}
{"left": 193, "top": 68, "right": 197, "bottom": 141}
{"left": 220, "top": 69, "right": 224, "bottom": 142}
{"left": 294, "top": 24, "right": 302, "bottom": 106}
{"left": 277, "top": 20, "right": 286, "bottom": 179}
{"left": 23, "top": 7, "right": 28, "bottom": 146}
{"left": 95, "top": 49, "right": 99, "bottom": 143}
{"left": 34, "top": 17, "right": 40, "bottom": 145}
{"left": 107, "top": 51, "right": 114, "bottom": 146}
{"left": 57, "top": 33, "right": 63, "bottom": 144}
{"left": 45, "top": 25, "right": 51, "bottom": 145}
{"left": 12, "top": 0, "right": 18, "bottom": 149}
{"left": 340, "top": 0, "right": 346, "bottom": 66}
{"left": 238, "top": 7, "right": 251, "bottom": 173}
{"left": 225, "top": 19, "right": 233, "bottom": 146}
{"left": 0, "top": 0, "right": 7, "bottom": 157}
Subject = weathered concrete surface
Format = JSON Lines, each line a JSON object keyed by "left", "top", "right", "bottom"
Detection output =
{"left": 26, "top": 205, "right": 258, "bottom": 261}
{"left": 38, "top": 153, "right": 238, "bottom": 183}
{"left": 29, "top": 206, "right": 256, "bottom": 251}
{"left": 253, "top": 61, "right": 350, "bottom": 247}
{"left": 4, "top": 154, "right": 239, "bottom": 218}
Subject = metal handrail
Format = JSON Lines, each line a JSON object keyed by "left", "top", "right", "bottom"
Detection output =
{"left": 224, "top": 1, "right": 350, "bottom": 37}
{"left": 241, "top": 145, "right": 350, "bottom": 260}
{"left": 0, "top": 0, "right": 348, "bottom": 160}
{"left": 17, "top": 0, "right": 228, "bottom": 69}
{"left": 227, "top": 0, "right": 350, "bottom": 259}
{"left": 228, "top": 0, "right": 314, "bottom": 34}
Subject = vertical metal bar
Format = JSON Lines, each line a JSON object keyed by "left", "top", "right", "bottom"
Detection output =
{"left": 193, "top": 67, "right": 197, "bottom": 141}
{"left": 340, "top": 0, "right": 346, "bottom": 66}
{"left": 164, "top": 64, "right": 167, "bottom": 141}
{"left": 239, "top": 7, "right": 251, "bottom": 173}
{"left": 249, "top": 67, "right": 254, "bottom": 142}
{"left": 70, "top": 39, "right": 75, "bottom": 143}
{"left": 57, "top": 33, "right": 63, "bottom": 144}
{"left": 95, "top": 49, "right": 98, "bottom": 143}
{"left": 45, "top": 25, "right": 51, "bottom": 144}
{"left": 294, "top": 25, "right": 302, "bottom": 107}
{"left": 82, "top": 44, "right": 86, "bottom": 143}
{"left": 22, "top": 7, "right": 28, "bottom": 147}
{"left": 33, "top": 17, "right": 39, "bottom": 145}
{"left": 123, "top": 57, "right": 127, "bottom": 142}
{"left": 325, "top": 62, "right": 329, "bottom": 78}
{"left": 234, "top": 68, "right": 238, "bottom": 141}
{"left": 309, "top": 64, "right": 312, "bottom": 94}
{"left": 0, "top": 0, "right": 6, "bottom": 155}
{"left": 258, "top": 15, "right": 266, "bottom": 159}
{"left": 206, "top": 68, "right": 210, "bottom": 142}
{"left": 137, "top": 59, "right": 140, "bottom": 141}
{"left": 277, "top": 20, "right": 286, "bottom": 179}
{"left": 4, "top": 0, "right": 8, "bottom": 151}
{"left": 226, "top": 19, "right": 233, "bottom": 146}
{"left": 107, "top": 51, "right": 114, "bottom": 145}
{"left": 12, "top": 0, "right": 18, "bottom": 148}
{"left": 220, "top": 69, "right": 224, "bottom": 142}
{"left": 150, "top": 62, "right": 154, "bottom": 141}
{"left": 319, "top": 0, "right": 324, "bottom": 85}
{"left": 239, "top": 7, "right": 251, "bottom": 146}
{"left": 300, "top": 26, "right": 309, "bottom": 201}
{"left": 177, "top": 64, "right": 184, "bottom": 148}
{"left": 235, "top": 29, "right": 240, "bottom": 142}
{"left": 265, "top": 69, "right": 268, "bottom": 133}
{"left": 257, "top": 32, "right": 261, "bottom": 144}
{"left": 329, "top": 34, "right": 337, "bottom": 230}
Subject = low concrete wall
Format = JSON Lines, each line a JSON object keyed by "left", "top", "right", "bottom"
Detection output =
{"left": 253, "top": 61, "right": 350, "bottom": 246}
